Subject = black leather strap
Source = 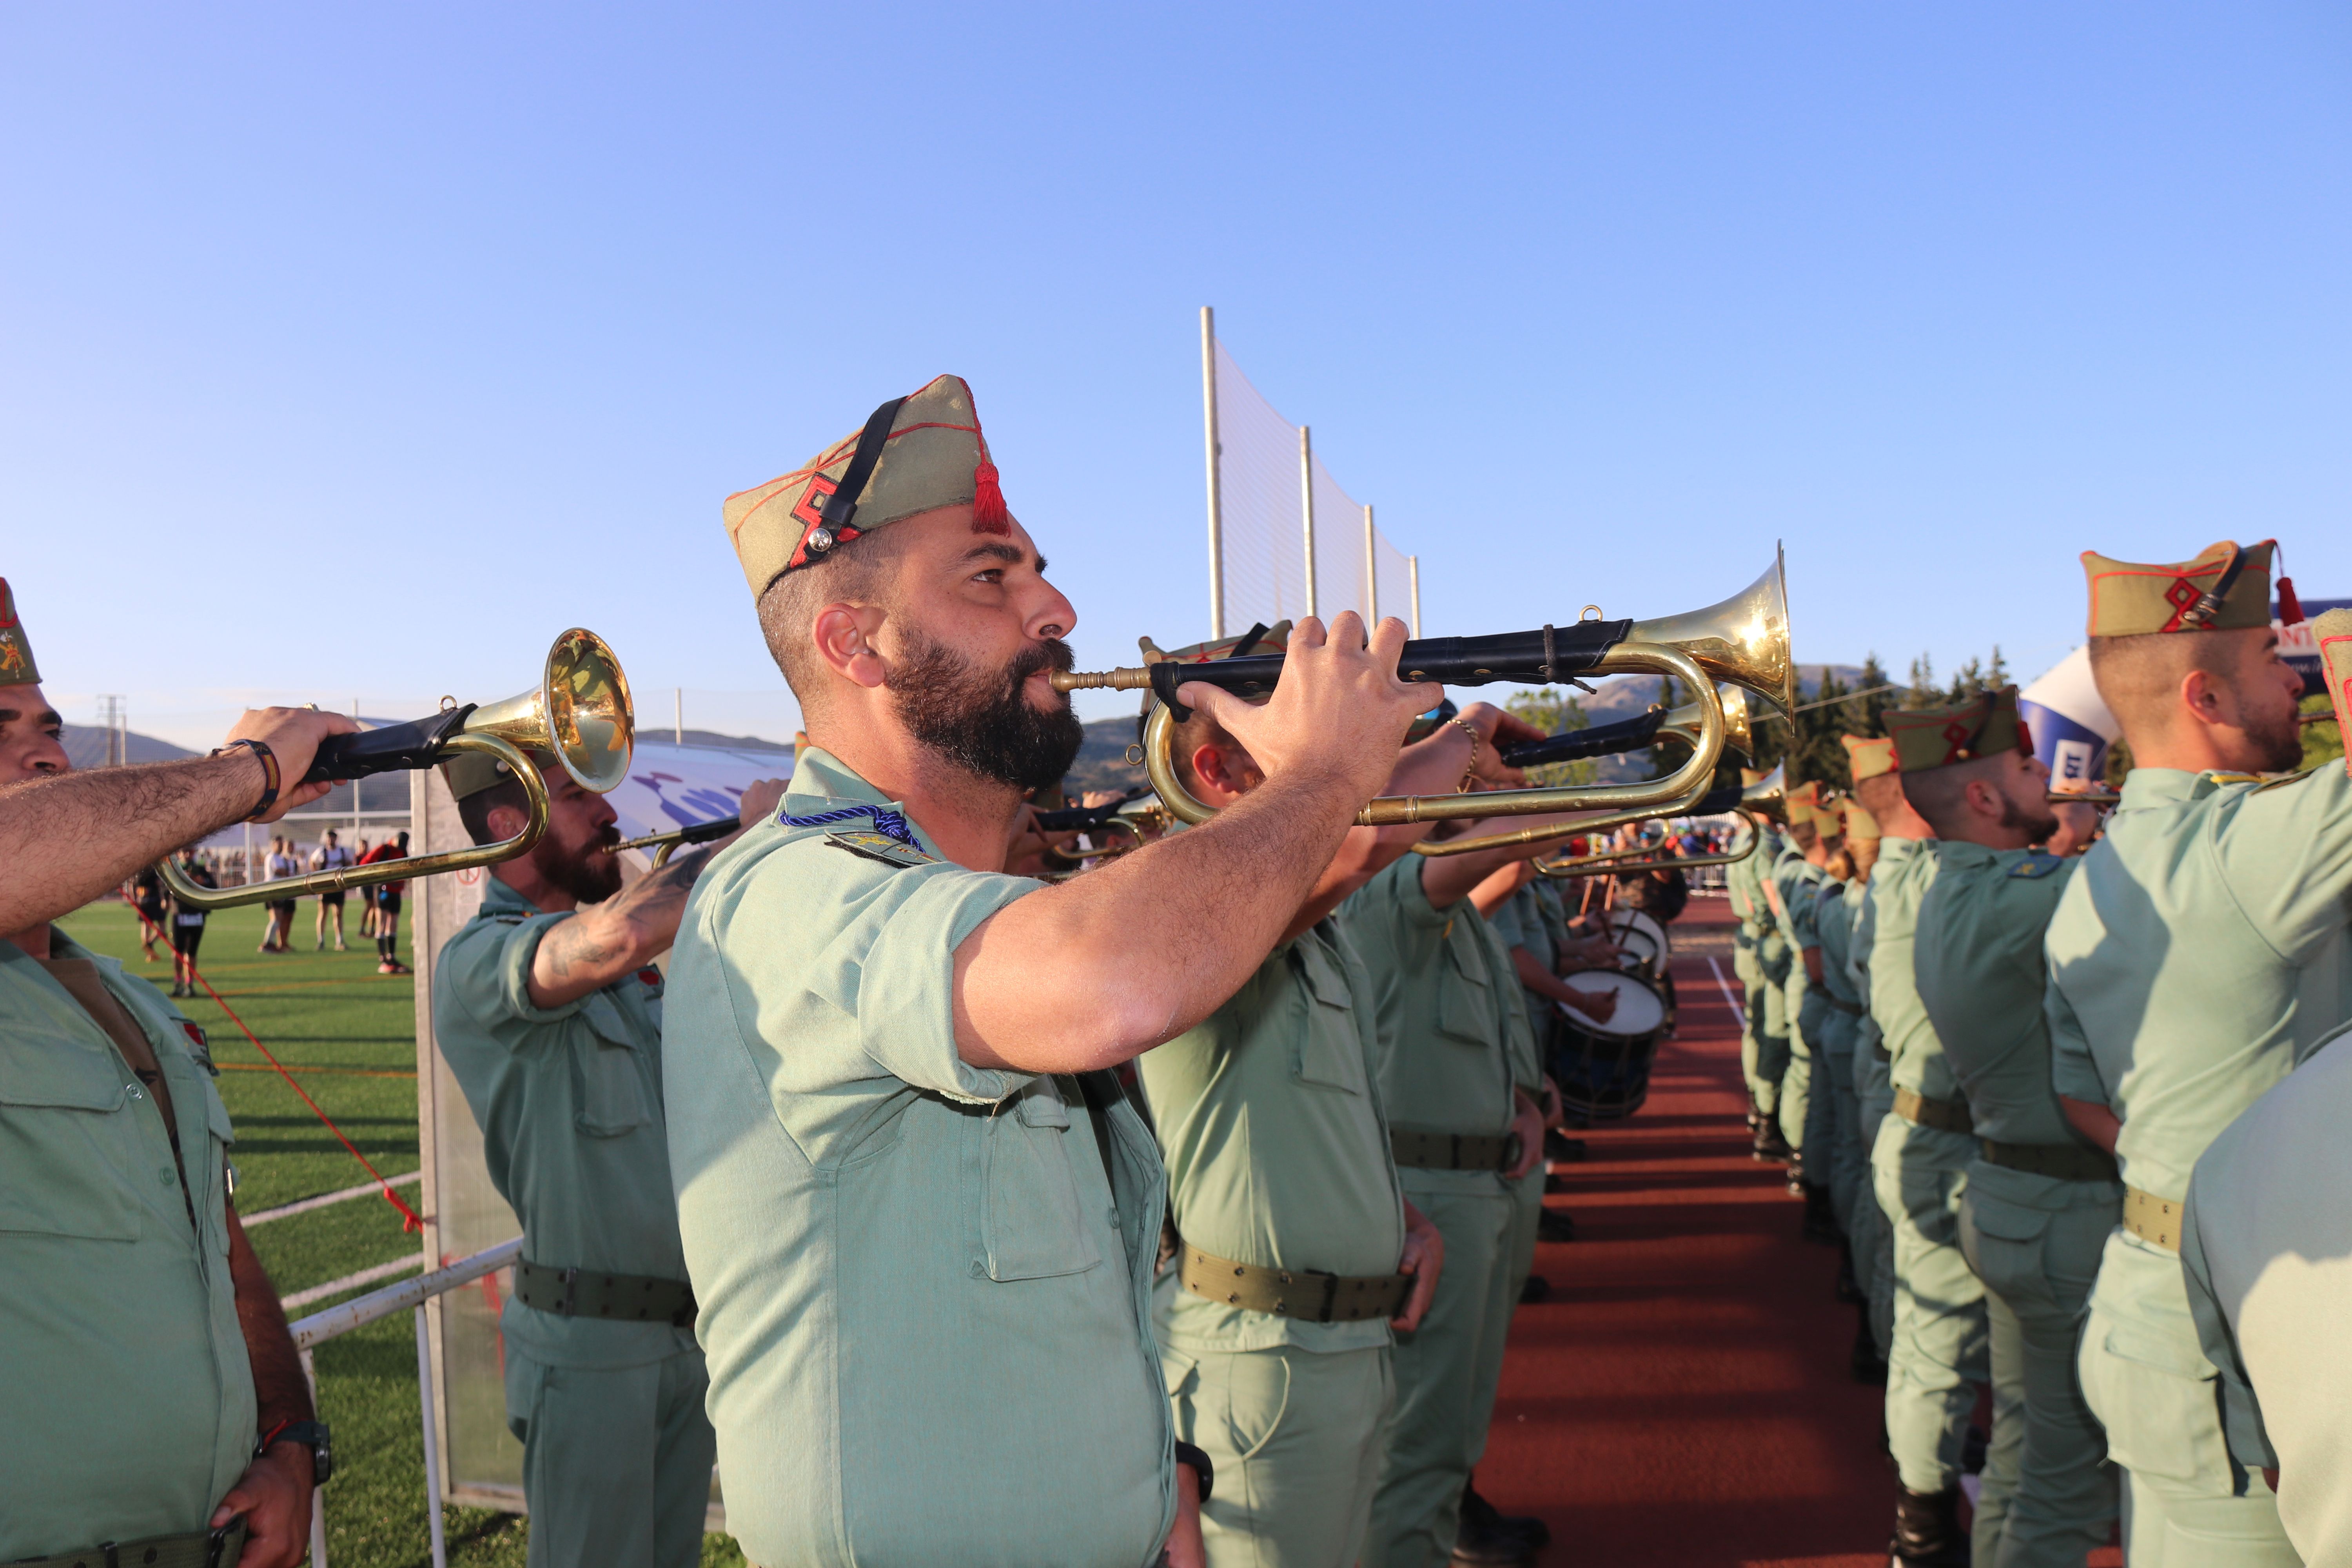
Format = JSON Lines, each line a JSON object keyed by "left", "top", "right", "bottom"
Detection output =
{"left": 818, "top": 396, "right": 910, "bottom": 535}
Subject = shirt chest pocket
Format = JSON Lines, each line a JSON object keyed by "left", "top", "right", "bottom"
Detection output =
{"left": 0, "top": 1033, "right": 143, "bottom": 1241}
{"left": 972, "top": 1078, "right": 1103, "bottom": 1282}
{"left": 1292, "top": 944, "right": 1368, "bottom": 1094}
{"left": 570, "top": 998, "right": 651, "bottom": 1138}
{"left": 1435, "top": 932, "right": 1495, "bottom": 1047}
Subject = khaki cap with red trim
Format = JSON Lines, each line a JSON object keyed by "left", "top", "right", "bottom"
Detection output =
{"left": 724, "top": 375, "right": 1008, "bottom": 597}
{"left": 0, "top": 579, "right": 40, "bottom": 688}
{"left": 2082, "top": 540, "right": 2275, "bottom": 637}
{"left": 1840, "top": 798, "right": 1881, "bottom": 840}
{"left": 1884, "top": 688, "right": 2030, "bottom": 774}
{"left": 1842, "top": 734, "right": 1896, "bottom": 782}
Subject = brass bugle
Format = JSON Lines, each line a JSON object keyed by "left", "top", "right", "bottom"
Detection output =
{"left": 158, "top": 629, "right": 633, "bottom": 910}
{"left": 2046, "top": 788, "right": 2123, "bottom": 807}
{"left": 1500, "top": 684, "right": 1753, "bottom": 769}
{"left": 1536, "top": 807, "right": 1769, "bottom": 879}
{"left": 2300, "top": 709, "right": 2338, "bottom": 726}
{"left": 610, "top": 815, "right": 740, "bottom": 869}
{"left": 1062, "top": 553, "right": 1793, "bottom": 831}
{"left": 1414, "top": 759, "right": 1786, "bottom": 862}
{"left": 1038, "top": 802, "right": 1169, "bottom": 869}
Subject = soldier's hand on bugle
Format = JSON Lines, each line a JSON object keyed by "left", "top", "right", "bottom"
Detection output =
{"left": 1179, "top": 612, "right": 1426, "bottom": 811}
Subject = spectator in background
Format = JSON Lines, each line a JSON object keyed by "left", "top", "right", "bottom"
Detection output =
{"left": 356, "top": 838, "right": 376, "bottom": 940}
{"left": 310, "top": 829, "right": 354, "bottom": 951}
{"left": 127, "top": 864, "right": 166, "bottom": 962}
{"left": 260, "top": 835, "right": 300, "bottom": 953}
{"left": 166, "top": 845, "right": 216, "bottom": 997}
{"left": 357, "top": 831, "right": 410, "bottom": 975}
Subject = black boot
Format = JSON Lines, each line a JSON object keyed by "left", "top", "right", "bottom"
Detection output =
{"left": 1753, "top": 1122, "right": 1794, "bottom": 1163}
{"left": 1536, "top": 1208, "right": 1577, "bottom": 1243}
{"left": 1518, "top": 1274, "right": 1550, "bottom": 1304}
{"left": 1802, "top": 1182, "right": 1841, "bottom": 1244}
{"left": 1850, "top": 1309, "right": 1887, "bottom": 1384}
{"left": 1836, "top": 1242, "right": 1863, "bottom": 1303}
{"left": 1543, "top": 1129, "right": 1586, "bottom": 1163}
{"left": 1887, "top": 1485, "right": 1968, "bottom": 1566}
{"left": 1455, "top": 1478, "right": 1548, "bottom": 1563}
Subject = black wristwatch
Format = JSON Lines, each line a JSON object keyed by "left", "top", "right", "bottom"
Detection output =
{"left": 260, "top": 1419, "right": 334, "bottom": 1486}
{"left": 1173, "top": 1439, "right": 1213, "bottom": 1503}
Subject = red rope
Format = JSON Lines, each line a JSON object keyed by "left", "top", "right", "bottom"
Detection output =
{"left": 131, "top": 902, "right": 425, "bottom": 1233}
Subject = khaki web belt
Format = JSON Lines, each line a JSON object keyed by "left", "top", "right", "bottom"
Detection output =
{"left": 1390, "top": 1128, "right": 1519, "bottom": 1173}
{"left": 2122, "top": 1185, "right": 2183, "bottom": 1253}
{"left": 1893, "top": 1087, "right": 1975, "bottom": 1135}
{"left": 1178, "top": 1241, "right": 1412, "bottom": 1323}
{"left": 1978, "top": 1140, "right": 2118, "bottom": 1183}
{"left": 16, "top": 1522, "right": 245, "bottom": 1568}
{"left": 515, "top": 1259, "right": 697, "bottom": 1327}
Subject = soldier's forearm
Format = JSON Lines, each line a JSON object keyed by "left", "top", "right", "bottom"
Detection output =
{"left": 525, "top": 847, "right": 711, "bottom": 1008}
{"left": 227, "top": 1205, "right": 315, "bottom": 1433}
{"left": 0, "top": 755, "right": 267, "bottom": 936}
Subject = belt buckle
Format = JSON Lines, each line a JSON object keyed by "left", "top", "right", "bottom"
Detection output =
{"left": 555, "top": 1265, "right": 579, "bottom": 1317}
{"left": 1502, "top": 1132, "right": 1523, "bottom": 1172}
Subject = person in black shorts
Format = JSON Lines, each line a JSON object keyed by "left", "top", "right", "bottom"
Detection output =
{"left": 357, "top": 830, "right": 410, "bottom": 974}
{"left": 166, "top": 845, "right": 216, "bottom": 997}
{"left": 261, "top": 834, "right": 300, "bottom": 952}
{"left": 127, "top": 865, "right": 167, "bottom": 962}
{"left": 310, "top": 829, "right": 354, "bottom": 951}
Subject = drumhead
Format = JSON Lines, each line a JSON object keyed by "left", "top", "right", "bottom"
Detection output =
{"left": 1608, "top": 908, "right": 1669, "bottom": 964}
{"left": 1557, "top": 969, "right": 1668, "bottom": 1039}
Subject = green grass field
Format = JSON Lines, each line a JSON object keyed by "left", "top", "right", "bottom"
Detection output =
{"left": 60, "top": 900, "right": 747, "bottom": 1568}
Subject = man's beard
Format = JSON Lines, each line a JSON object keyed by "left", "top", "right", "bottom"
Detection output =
{"left": 1999, "top": 789, "right": 2060, "bottom": 841}
{"left": 887, "top": 632, "right": 1085, "bottom": 793}
{"left": 2246, "top": 705, "right": 2305, "bottom": 774}
{"left": 532, "top": 820, "right": 624, "bottom": 905}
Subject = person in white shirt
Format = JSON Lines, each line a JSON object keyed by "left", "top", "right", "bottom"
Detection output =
{"left": 309, "top": 829, "right": 355, "bottom": 951}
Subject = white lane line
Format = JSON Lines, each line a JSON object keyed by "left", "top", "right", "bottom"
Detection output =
{"left": 1706, "top": 955, "right": 1742, "bottom": 1016}
{"left": 242, "top": 1169, "right": 422, "bottom": 1227}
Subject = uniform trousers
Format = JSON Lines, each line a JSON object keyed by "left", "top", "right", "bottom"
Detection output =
{"left": 1872, "top": 1118, "right": 1994, "bottom": 1506}
{"left": 1164, "top": 1341, "right": 1397, "bottom": 1568}
{"left": 1955, "top": 1164, "right": 2120, "bottom": 1568}
{"left": 1733, "top": 936, "right": 1766, "bottom": 1111}
{"left": 1852, "top": 1047, "right": 1898, "bottom": 1356}
{"left": 503, "top": 1343, "right": 715, "bottom": 1568}
{"left": 1466, "top": 1164, "right": 1546, "bottom": 1464}
{"left": 1809, "top": 1006, "right": 1862, "bottom": 1232}
{"left": 1753, "top": 941, "right": 1793, "bottom": 1123}
{"left": 1369, "top": 1180, "right": 1515, "bottom": 1568}
{"left": 2076, "top": 1232, "right": 2300, "bottom": 1567}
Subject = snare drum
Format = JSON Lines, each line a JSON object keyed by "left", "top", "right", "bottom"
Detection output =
{"left": 1603, "top": 908, "right": 1670, "bottom": 978}
{"left": 1553, "top": 969, "right": 1671, "bottom": 1123}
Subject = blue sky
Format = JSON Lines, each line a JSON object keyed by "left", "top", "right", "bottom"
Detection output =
{"left": 5, "top": 4, "right": 2346, "bottom": 748}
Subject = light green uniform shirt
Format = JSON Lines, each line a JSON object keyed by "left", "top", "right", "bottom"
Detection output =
{"left": 2183, "top": 1020, "right": 2352, "bottom": 1561}
{"left": 1812, "top": 877, "right": 1862, "bottom": 1014}
{"left": 0, "top": 933, "right": 253, "bottom": 1559}
{"left": 1476, "top": 903, "right": 1544, "bottom": 1091}
{"left": 1341, "top": 858, "right": 1517, "bottom": 1197}
{"left": 2045, "top": 766, "right": 2352, "bottom": 1203}
{"left": 662, "top": 749, "right": 1173, "bottom": 1568}
{"left": 434, "top": 878, "right": 697, "bottom": 1368}
{"left": 1488, "top": 885, "right": 1552, "bottom": 1040}
{"left": 1869, "top": 840, "right": 1961, "bottom": 1101}
{"left": 1140, "top": 920, "right": 1404, "bottom": 1356}
{"left": 1914, "top": 843, "right": 2086, "bottom": 1149}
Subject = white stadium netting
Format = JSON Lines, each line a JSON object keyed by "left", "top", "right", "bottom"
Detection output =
{"left": 1209, "top": 333, "right": 1418, "bottom": 637}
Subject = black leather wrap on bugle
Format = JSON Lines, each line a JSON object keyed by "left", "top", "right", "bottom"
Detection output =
{"left": 1500, "top": 707, "right": 1667, "bottom": 768}
{"left": 302, "top": 706, "right": 476, "bottom": 785}
{"left": 1147, "top": 620, "right": 1635, "bottom": 722}
{"left": 1688, "top": 781, "right": 1745, "bottom": 817}
{"left": 1033, "top": 790, "right": 1147, "bottom": 832}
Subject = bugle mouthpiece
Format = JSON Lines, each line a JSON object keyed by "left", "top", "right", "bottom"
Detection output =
{"left": 1051, "top": 667, "right": 1155, "bottom": 693}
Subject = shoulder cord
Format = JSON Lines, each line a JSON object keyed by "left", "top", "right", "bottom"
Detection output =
{"left": 780, "top": 801, "right": 920, "bottom": 851}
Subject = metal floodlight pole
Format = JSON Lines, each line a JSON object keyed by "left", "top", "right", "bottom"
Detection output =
{"left": 1409, "top": 555, "right": 1423, "bottom": 638}
{"left": 1299, "top": 425, "right": 1318, "bottom": 620}
{"left": 1363, "top": 504, "right": 1378, "bottom": 622}
{"left": 1200, "top": 307, "right": 1225, "bottom": 641}
{"left": 674, "top": 688, "right": 683, "bottom": 747}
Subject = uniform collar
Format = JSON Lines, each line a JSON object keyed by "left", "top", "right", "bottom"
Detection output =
{"left": 1935, "top": 840, "right": 2000, "bottom": 871}
{"left": 480, "top": 878, "right": 543, "bottom": 918}
{"left": 2118, "top": 768, "right": 2201, "bottom": 808}
{"left": 784, "top": 746, "right": 944, "bottom": 858}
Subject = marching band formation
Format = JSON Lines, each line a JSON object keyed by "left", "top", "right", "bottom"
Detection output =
{"left": 4, "top": 374, "right": 2350, "bottom": 1568}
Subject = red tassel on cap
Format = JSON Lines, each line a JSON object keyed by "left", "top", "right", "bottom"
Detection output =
{"left": 971, "top": 458, "right": 1009, "bottom": 534}
{"left": 2279, "top": 575, "right": 2305, "bottom": 628}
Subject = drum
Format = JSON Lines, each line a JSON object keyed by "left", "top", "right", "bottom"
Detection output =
{"left": 1604, "top": 907, "right": 1671, "bottom": 978}
{"left": 1553, "top": 970, "right": 1671, "bottom": 1124}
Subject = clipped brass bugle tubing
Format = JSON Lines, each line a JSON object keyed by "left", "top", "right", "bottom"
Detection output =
{"left": 2047, "top": 789, "right": 2123, "bottom": 807}
{"left": 158, "top": 629, "right": 634, "bottom": 910}
{"left": 1417, "top": 761, "right": 1786, "bottom": 862}
{"left": 1499, "top": 684, "right": 1754, "bottom": 769}
{"left": 610, "top": 815, "right": 740, "bottom": 869}
{"left": 1534, "top": 772, "right": 1783, "bottom": 878}
{"left": 1055, "top": 553, "right": 1794, "bottom": 831}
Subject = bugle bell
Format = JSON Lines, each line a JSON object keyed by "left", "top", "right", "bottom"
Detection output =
{"left": 159, "top": 629, "right": 635, "bottom": 910}
{"left": 1054, "top": 552, "right": 1794, "bottom": 832}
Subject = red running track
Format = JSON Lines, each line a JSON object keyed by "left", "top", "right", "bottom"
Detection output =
{"left": 1475, "top": 893, "right": 1892, "bottom": 1567}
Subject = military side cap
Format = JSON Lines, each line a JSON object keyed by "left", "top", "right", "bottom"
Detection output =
{"left": 1786, "top": 780, "right": 1822, "bottom": 826}
{"left": 1885, "top": 687, "right": 2029, "bottom": 773}
{"left": 2314, "top": 608, "right": 2352, "bottom": 775}
{"left": 1842, "top": 734, "right": 1896, "bottom": 782}
{"left": 2082, "top": 540, "right": 2276, "bottom": 637}
{"left": 442, "top": 747, "right": 555, "bottom": 801}
{"left": 0, "top": 579, "right": 40, "bottom": 687}
{"left": 1840, "top": 798, "right": 1881, "bottom": 840}
{"left": 724, "top": 374, "right": 1007, "bottom": 597}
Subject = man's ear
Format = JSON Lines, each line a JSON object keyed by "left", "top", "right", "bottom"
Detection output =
{"left": 484, "top": 802, "right": 530, "bottom": 843}
{"left": 811, "top": 602, "right": 892, "bottom": 691}
{"left": 1191, "top": 743, "right": 1241, "bottom": 802}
